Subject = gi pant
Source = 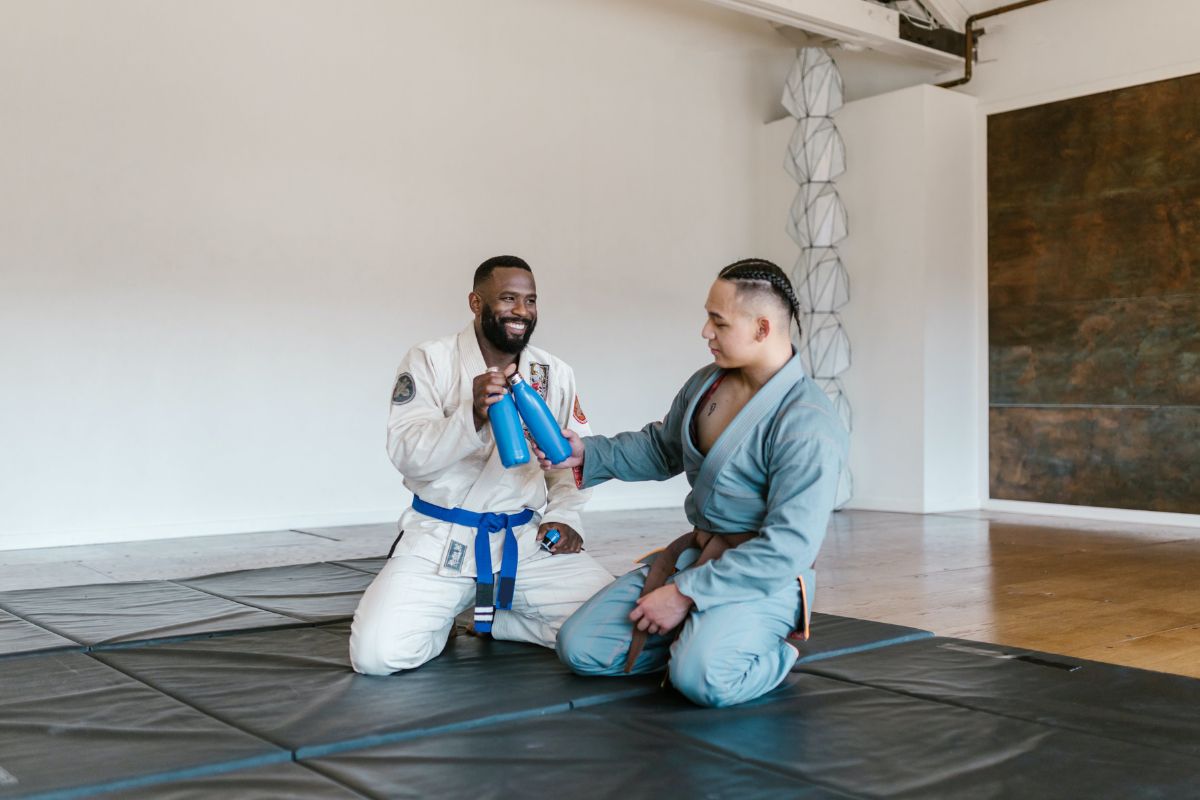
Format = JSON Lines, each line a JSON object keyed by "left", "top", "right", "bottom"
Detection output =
{"left": 556, "top": 548, "right": 806, "bottom": 708}
{"left": 350, "top": 551, "right": 614, "bottom": 675}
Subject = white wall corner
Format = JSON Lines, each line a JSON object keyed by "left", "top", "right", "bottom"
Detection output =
{"left": 919, "top": 85, "right": 982, "bottom": 513}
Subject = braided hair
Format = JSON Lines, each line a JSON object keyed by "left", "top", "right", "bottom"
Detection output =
{"left": 717, "top": 258, "right": 803, "bottom": 338}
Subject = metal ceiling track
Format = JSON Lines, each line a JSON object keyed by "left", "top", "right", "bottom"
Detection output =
{"left": 938, "top": 0, "right": 1056, "bottom": 88}
{"left": 699, "top": 0, "right": 967, "bottom": 69}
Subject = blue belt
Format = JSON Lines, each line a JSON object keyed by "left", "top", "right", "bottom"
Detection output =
{"left": 412, "top": 496, "right": 535, "bottom": 634}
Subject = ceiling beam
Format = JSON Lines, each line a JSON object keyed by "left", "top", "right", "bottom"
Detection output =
{"left": 916, "top": 0, "right": 969, "bottom": 32}
{"left": 699, "top": 0, "right": 964, "bottom": 68}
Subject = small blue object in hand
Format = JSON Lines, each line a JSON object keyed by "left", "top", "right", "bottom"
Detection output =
{"left": 540, "top": 529, "right": 561, "bottom": 552}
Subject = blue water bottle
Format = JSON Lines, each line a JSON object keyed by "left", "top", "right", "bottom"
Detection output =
{"left": 488, "top": 390, "right": 530, "bottom": 467}
{"left": 508, "top": 372, "right": 572, "bottom": 464}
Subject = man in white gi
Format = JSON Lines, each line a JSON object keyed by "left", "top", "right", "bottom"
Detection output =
{"left": 350, "top": 255, "right": 614, "bottom": 676}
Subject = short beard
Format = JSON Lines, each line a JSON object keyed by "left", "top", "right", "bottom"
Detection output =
{"left": 481, "top": 304, "right": 536, "bottom": 354}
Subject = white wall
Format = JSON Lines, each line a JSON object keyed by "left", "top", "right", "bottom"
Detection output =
{"left": 958, "top": 0, "right": 1200, "bottom": 112}
{"left": 758, "top": 84, "right": 979, "bottom": 513}
{"left": 0, "top": 0, "right": 797, "bottom": 550}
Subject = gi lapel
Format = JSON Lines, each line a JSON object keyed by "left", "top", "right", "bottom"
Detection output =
{"left": 457, "top": 323, "right": 489, "bottom": 385}
{"left": 447, "top": 324, "right": 506, "bottom": 577}
{"left": 690, "top": 353, "right": 806, "bottom": 517}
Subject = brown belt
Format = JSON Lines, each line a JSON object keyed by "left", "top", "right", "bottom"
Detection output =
{"left": 623, "top": 528, "right": 756, "bottom": 673}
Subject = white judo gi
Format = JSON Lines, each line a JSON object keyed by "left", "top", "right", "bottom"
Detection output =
{"left": 350, "top": 323, "right": 614, "bottom": 675}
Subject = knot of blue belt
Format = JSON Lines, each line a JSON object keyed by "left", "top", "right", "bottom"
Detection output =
{"left": 412, "top": 496, "right": 535, "bottom": 634}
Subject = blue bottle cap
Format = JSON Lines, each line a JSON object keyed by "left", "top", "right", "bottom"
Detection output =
{"left": 541, "top": 529, "right": 561, "bottom": 551}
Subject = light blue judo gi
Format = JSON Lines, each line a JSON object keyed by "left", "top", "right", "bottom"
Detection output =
{"left": 556, "top": 353, "right": 848, "bottom": 707}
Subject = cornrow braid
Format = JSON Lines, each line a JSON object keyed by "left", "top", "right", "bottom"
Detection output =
{"left": 717, "top": 258, "right": 803, "bottom": 338}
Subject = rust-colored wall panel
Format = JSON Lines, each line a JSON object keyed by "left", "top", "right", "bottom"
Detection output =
{"left": 989, "top": 73, "right": 1200, "bottom": 513}
{"left": 991, "top": 295, "right": 1200, "bottom": 406}
{"left": 989, "top": 187, "right": 1200, "bottom": 308}
{"left": 989, "top": 75, "right": 1200, "bottom": 206}
{"left": 990, "top": 407, "right": 1200, "bottom": 514}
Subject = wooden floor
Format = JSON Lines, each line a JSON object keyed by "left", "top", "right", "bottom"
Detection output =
{"left": 816, "top": 510, "right": 1200, "bottom": 678}
{"left": 2, "top": 508, "right": 1197, "bottom": 678}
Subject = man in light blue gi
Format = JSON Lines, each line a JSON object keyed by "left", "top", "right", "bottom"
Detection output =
{"left": 538, "top": 258, "right": 848, "bottom": 708}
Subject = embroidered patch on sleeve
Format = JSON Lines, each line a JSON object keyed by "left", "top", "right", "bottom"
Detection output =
{"left": 572, "top": 395, "right": 588, "bottom": 424}
{"left": 391, "top": 372, "right": 416, "bottom": 405}
{"left": 444, "top": 541, "right": 467, "bottom": 572}
{"left": 529, "top": 362, "right": 550, "bottom": 399}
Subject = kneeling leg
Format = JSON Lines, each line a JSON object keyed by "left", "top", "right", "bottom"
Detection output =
{"left": 667, "top": 583, "right": 801, "bottom": 708}
{"left": 556, "top": 566, "right": 675, "bottom": 676}
{"left": 349, "top": 555, "right": 472, "bottom": 675}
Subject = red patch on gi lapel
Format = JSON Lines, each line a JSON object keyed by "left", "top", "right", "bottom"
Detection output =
{"left": 573, "top": 395, "right": 588, "bottom": 424}
{"left": 529, "top": 362, "right": 549, "bottom": 399}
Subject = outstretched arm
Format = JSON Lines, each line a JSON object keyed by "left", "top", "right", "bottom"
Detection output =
{"left": 537, "top": 381, "right": 693, "bottom": 488}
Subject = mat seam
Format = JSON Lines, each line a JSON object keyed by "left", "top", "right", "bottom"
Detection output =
{"left": 796, "top": 665, "right": 1200, "bottom": 763}
{"left": 16, "top": 653, "right": 291, "bottom": 800}
{"left": 0, "top": 598, "right": 88, "bottom": 645}
{"left": 616, "top": 713, "right": 870, "bottom": 800}
{"left": 85, "top": 620, "right": 318, "bottom": 652}
{"left": 168, "top": 577, "right": 360, "bottom": 625}
{"left": 13, "top": 752, "right": 291, "bottom": 800}
{"left": 91, "top": 636, "right": 665, "bottom": 767}
{"left": 0, "top": 585, "right": 319, "bottom": 652}
{"left": 86, "top": 649, "right": 292, "bottom": 758}
{"left": 330, "top": 559, "right": 388, "bottom": 576}
{"left": 291, "top": 760, "right": 377, "bottom": 800}
{"left": 794, "top": 630, "right": 934, "bottom": 665}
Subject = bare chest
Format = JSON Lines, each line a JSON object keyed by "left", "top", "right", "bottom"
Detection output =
{"left": 694, "top": 378, "right": 751, "bottom": 455}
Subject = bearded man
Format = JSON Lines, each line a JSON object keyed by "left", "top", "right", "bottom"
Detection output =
{"left": 350, "top": 255, "right": 613, "bottom": 675}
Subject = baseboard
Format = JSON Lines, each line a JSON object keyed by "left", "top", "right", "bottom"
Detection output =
{"left": 841, "top": 496, "right": 929, "bottom": 514}
{"left": 923, "top": 497, "right": 984, "bottom": 514}
{"left": 984, "top": 499, "right": 1200, "bottom": 530}
{"left": 584, "top": 478, "right": 691, "bottom": 512}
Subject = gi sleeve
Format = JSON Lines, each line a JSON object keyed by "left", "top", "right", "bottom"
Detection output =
{"left": 385, "top": 346, "right": 486, "bottom": 482}
{"left": 539, "top": 365, "right": 592, "bottom": 535}
{"left": 673, "top": 433, "right": 843, "bottom": 610}
{"left": 579, "top": 381, "right": 690, "bottom": 489}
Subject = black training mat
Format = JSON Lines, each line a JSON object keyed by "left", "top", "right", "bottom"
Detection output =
{"left": 0, "top": 651, "right": 285, "bottom": 800}
{"left": 795, "top": 612, "right": 931, "bottom": 664}
{"left": 177, "top": 562, "right": 375, "bottom": 622}
{"left": 89, "top": 762, "right": 366, "bottom": 799}
{"left": 304, "top": 710, "right": 851, "bottom": 800}
{"left": 798, "top": 636, "right": 1200, "bottom": 758}
{"left": 330, "top": 557, "right": 388, "bottom": 575}
{"left": 0, "top": 608, "right": 77, "bottom": 658}
{"left": 0, "top": 581, "right": 299, "bottom": 647}
{"left": 584, "top": 673, "right": 1200, "bottom": 799}
{"left": 96, "top": 625, "right": 661, "bottom": 758}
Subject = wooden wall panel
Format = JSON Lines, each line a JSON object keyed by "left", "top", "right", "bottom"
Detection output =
{"left": 989, "top": 73, "right": 1200, "bottom": 512}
